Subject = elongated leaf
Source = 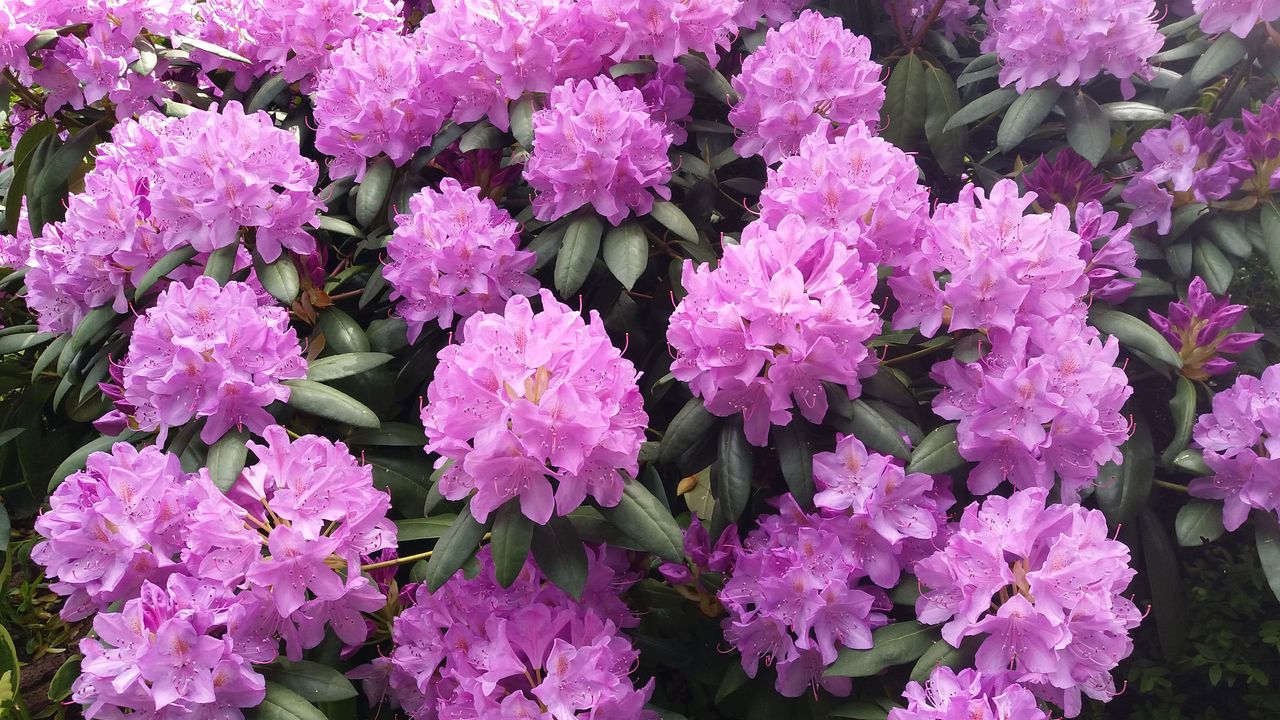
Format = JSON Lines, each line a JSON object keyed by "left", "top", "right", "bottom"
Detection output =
{"left": 136, "top": 245, "right": 198, "bottom": 300}
{"left": 306, "top": 352, "right": 393, "bottom": 382}
{"left": 881, "top": 52, "right": 927, "bottom": 149}
{"left": 1139, "top": 509, "right": 1187, "bottom": 659}
{"left": 1062, "top": 91, "right": 1109, "bottom": 165}
{"left": 828, "top": 701, "right": 889, "bottom": 720}
{"left": 532, "top": 514, "right": 588, "bottom": 599}
{"left": 317, "top": 308, "right": 371, "bottom": 354}
{"left": 283, "top": 379, "right": 380, "bottom": 428}
{"left": 997, "top": 85, "right": 1062, "bottom": 151}
{"left": 910, "top": 636, "right": 980, "bottom": 683}
{"left": 603, "top": 222, "right": 649, "bottom": 290}
{"left": 247, "top": 74, "right": 290, "bottom": 113}
{"left": 32, "top": 122, "right": 99, "bottom": 197}
{"left": 1089, "top": 306, "right": 1183, "bottom": 370}
{"left": 175, "top": 35, "right": 252, "bottom": 64}
{"left": 907, "top": 423, "right": 965, "bottom": 475}
{"left": 6, "top": 118, "right": 56, "bottom": 235}
{"left": 1095, "top": 411, "right": 1154, "bottom": 526}
{"left": 1101, "top": 101, "right": 1169, "bottom": 122}
{"left": 318, "top": 216, "right": 362, "bottom": 237}
{"left": 678, "top": 54, "right": 737, "bottom": 104}
{"left": 208, "top": 428, "right": 250, "bottom": 491}
{"left": 346, "top": 422, "right": 427, "bottom": 447}
{"left": 555, "top": 213, "right": 603, "bottom": 297}
{"left": 48, "top": 654, "right": 80, "bottom": 702}
{"left": 0, "top": 331, "right": 54, "bottom": 355}
{"left": 253, "top": 250, "right": 300, "bottom": 304}
{"left": 773, "top": 422, "right": 815, "bottom": 508}
{"left": 510, "top": 95, "right": 536, "bottom": 148}
{"left": 649, "top": 201, "right": 699, "bottom": 243}
{"left": 1204, "top": 216, "right": 1252, "bottom": 258}
{"left": 459, "top": 121, "right": 504, "bottom": 152}
{"left": 942, "top": 87, "right": 1017, "bottom": 134}
{"left": 355, "top": 157, "right": 394, "bottom": 227}
{"left": 1166, "top": 33, "right": 1246, "bottom": 108}
{"left": 397, "top": 515, "right": 456, "bottom": 542}
{"left": 825, "top": 622, "right": 938, "bottom": 677}
{"left": 426, "top": 507, "right": 489, "bottom": 591}
{"left": 598, "top": 475, "right": 683, "bottom": 562}
{"left": 491, "top": 502, "right": 534, "bottom": 588}
{"left": 660, "top": 397, "right": 718, "bottom": 467}
{"left": 260, "top": 660, "right": 357, "bottom": 703}
{"left": 1255, "top": 513, "right": 1280, "bottom": 603}
{"left": 1175, "top": 501, "right": 1225, "bottom": 547}
{"left": 1193, "top": 240, "right": 1232, "bottom": 294}
{"left": 712, "top": 419, "right": 753, "bottom": 535}
{"left": 838, "top": 400, "right": 910, "bottom": 460}
{"left": 0, "top": 624, "right": 17, "bottom": 712}
{"left": 923, "top": 66, "right": 965, "bottom": 175}
{"left": 1262, "top": 203, "right": 1280, "bottom": 283}
{"left": 204, "top": 242, "right": 238, "bottom": 284}
{"left": 1162, "top": 377, "right": 1197, "bottom": 465}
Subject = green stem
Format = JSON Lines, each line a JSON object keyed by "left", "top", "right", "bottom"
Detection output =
{"left": 1154, "top": 479, "right": 1189, "bottom": 493}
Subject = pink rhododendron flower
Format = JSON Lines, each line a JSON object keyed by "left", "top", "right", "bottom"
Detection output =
{"left": 1193, "top": 0, "right": 1280, "bottom": 37}
{"left": 1190, "top": 364, "right": 1280, "bottom": 530}
{"left": 890, "top": 668, "right": 1049, "bottom": 720}
{"left": 885, "top": 0, "right": 979, "bottom": 39}
{"left": 616, "top": 63, "right": 695, "bottom": 145}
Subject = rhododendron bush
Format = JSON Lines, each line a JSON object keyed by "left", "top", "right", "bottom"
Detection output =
{"left": 2, "top": 0, "right": 1280, "bottom": 718}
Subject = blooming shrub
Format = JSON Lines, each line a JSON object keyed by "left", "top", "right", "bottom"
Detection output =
{"left": 3, "top": 2, "right": 1280, "bottom": 720}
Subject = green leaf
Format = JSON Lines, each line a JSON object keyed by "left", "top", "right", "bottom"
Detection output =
{"left": 135, "top": 245, "right": 198, "bottom": 300}
{"left": 248, "top": 683, "right": 327, "bottom": 720}
{"left": 48, "top": 654, "right": 80, "bottom": 702}
{"left": 1095, "top": 411, "right": 1154, "bottom": 526}
{"left": 208, "top": 428, "right": 250, "bottom": 492}
{"left": 923, "top": 66, "right": 965, "bottom": 175}
{"left": 397, "top": 515, "right": 456, "bottom": 542}
{"left": 247, "top": 74, "right": 290, "bottom": 113}
{"left": 881, "top": 52, "right": 927, "bottom": 149}
{"left": 1089, "top": 306, "right": 1183, "bottom": 370}
{"left": 597, "top": 475, "right": 683, "bottom": 562}
{"left": 510, "top": 94, "right": 536, "bottom": 148}
{"left": 837, "top": 399, "right": 910, "bottom": 460}
{"left": 602, "top": 221, "right": 649, "bottom": 290}
{"left": 1171, "top": 448, "right": 1213, "bottom": 476}
{"left": 345, "top": 422, "right": 427, "bottom": 447}
{"left": 1101, "top": 101, "right": 1169, "bottom": 122}
{"left": 677, "top": 54, "right": 737, "bottom": 104}
{"left": 609, "top": 60, "right": 659, "bottom": 79}
{"left": 907, "top": 423, "right": 965, "bottom": 475}
{"left": 355, "top": 157, "right": 394, "bottom": 227}
{"left": 283, "top": 379, "right": 380, "bottom": 428}
{"left": 1255, "top": 512, "right": 1280, "bottom": 603}
{"left": 555, "top": 213, "right": 603, "bottom": 297}
{"left": 175, "top": 35, "right": 252, "bottom": 64}
{"left": 260, "top": 660, "right": 358, "bottom": 703}
{"left": 204, "top": 242, "right": 239, "bottom": 284}
{"left": 306, "top": 352, "right": 393, "bottom": 382}
{"left": 64, "top": 305, "right": 118, "bottom": 375}
{"left": 1162, "top": 377, "right": 1197, "bottom": 465}
{"left": 532, "top": 513, "right": 588, "bottom": 599}
{"left": 659, "top": 397, "right": 718, "bottom": 467}
{"left": 712, "top": 419, "right": 753, "bottom": 536}
{"left": 32, "top": 122, "right": 99, "bottom": 197}
{"left": 459, "top": 121, "right": 504, "bottom": 153}
{"left": 714, "top": 663, "right": 750, "bottom": 704}
{"left": 318, "top": 216, "right": 363, "bottom": 237}
{"left": 254, "top": 250, "right": 301, "bottom": 304}
{"left": 1203, "top": 216, "right": 1252, "bottom": 258}
{"left": 426, "top": 506, "right": 489, "bottom": 591}
{"left": 1175, "top": 501, "right": 1226, "bottom": 547}
{"left": 1062, "top": 91, "right": 1109, "bottom": 165}
{"left": 1139, "top": 509, "right": 1187, "bottom": 659}
{"left": 491, "top": 502, "right": 534, "bottom": 588}
{"left": 828, "top": 701, "right": 889, "bottom": 720}
{"left": 649, "top": 201, "right": 699, "bottom": 243}
{"left": 49, "top": 431, "right": 142, "bottom": 491}
{"left": 0, "top": 331, "right": 54, "bottom": 355}
{"left": 1193, "top": 240, "right": 1233, "bottom": 294}
{"left": 1263, "top": 203, "right": 1280, "bottom": 283}
{"left": 825, "top": 621, "right": 938, "bottom": 677}
{"left": 773, "top": 422, "right": 815, "bottom": 508}
{"left": 942, "top": 87, "right": 1017, "bottom": 134}
{"left": 317, "top": 308, "right": 371, "bottom": 354}
{"left": 1165, "top": 33, "right": 1247, "bottom": 109}
{"left": 997, "top": 85, "right": 1063, "bottom": 151}
{"left": 0, "top": 505, "right": 7, "bottom": 554}
{"left": 5, "top": 118, "right": 56, "bottom": 235}
{"left": 0, "top": 624, "right": 17, "bottom": 711}
{"left": 910, "top": 636, "right": 980, "bottom": 683}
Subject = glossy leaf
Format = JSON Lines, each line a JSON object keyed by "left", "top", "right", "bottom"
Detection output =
{"left": 248, "top": 683, "right": 327, "bottom": 720}
{"left": 1162, "top": 377, "right": 1197, "bottom": 465}
{"left": 1255, "top": 512, "right": 1280, "bottom": 603}
{"left": 491, "top": 502, "right": 534, "bottom": 588}
{"left": 881, "top": 52, "right": 927, "bottom": 149}
{"left": 1095, "top": 412, "right": 1154, "bottom": 526}
{"left": 425, "top": 507, "right": 489, "bottom": 591}
{"left": 597, "top": 476, "right": 683, "bottom": 563}
{"left": 942, "top": 87, "right": 1017, "bottom": 133}
{"left": 260, "top": 660, "right": 358, "bottom": 703}
{"left": 1139, "top": 509, "right": 1187, "bottom": 659}
{"left": 531, "top": 514, "right": 588, "bottom": 599}
{"left": 207, "top": 428, "right": 250, "bottom": 492}
{"left": 997, "top": 85, "right": 1063, "bottom": 151}
{"left": 317, "top": 308, "right": 371, "bottom": 354}
{"left": 254, "top": 250, "right": 301, "bottom": 304}
{"left": 396, "top": 515, "right": 456, "bottom": 542}
{"left": 135, "top": 246, "right": 198, "bottom": 300}
{"left": 907, "top": 423, "right": 964, "bottom": 475}
{"left": 825, "top": 621, "right": 938, "bottom": 678}
{"left": 712, "top": 419, "right": 753, "bottom": 535}
{"left": 283, "top": 379, "right": 380, "bottom": 428}
{"left": 650, "top": 201, "right": 699, "bottom": 243}
{"left": 659, "top": 397, "right": 718, "bottom": 467}
{"left": 1062, "top": 91, "right": 1109, "bottom": 165}
{"left": 1089, "top": 307, "right": 1183, "bottom": 371}
{"left": 602, "top": 221, "right": 649, "bottom": 290}
{"left": 306, "top": 352, "right": 393, "bottom": 382}
{"left": 773, "top": 422, "right": 815, "bottom": 508}
{"left": 355, "top": 157, "right": 394, "bottom": 227}
{"left": 1192, "top": 240, "right": 1233, "bottom": 294}
{"left": 1175, "top": 501, "right": 1226, "bottom": 547}
{"left": 923, "top": 65, "right": 965, "bottom": 175}
{"left": 555, "top": 213, "right": 603, "bottom": 297}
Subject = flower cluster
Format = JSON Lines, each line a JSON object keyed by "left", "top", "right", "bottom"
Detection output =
{"left": 658, "top": 515, "right": 739, "bottom": 598}
{"left": 421, "top": 290, "right": 647, "bottom": 524}
{"left": 1022, "top": 149, "right": 1114, "bottom": 212}
{"left": 734, "top": 0, "right": 808, "bottom": 27}
{"left": 981, "top": 0, "right": 1163, "bottom": 94}
{"left": 376, "top": 547, "right": 652, "bottom": 719}
{"left": 758, "top": 124, "right": 930, "bottom": 265}
{"left": 25, "top": 104, "right": 320, "bottom": 334}
{"left": 1231, "top": 95, "right": 1280, "bottom": 195}
{"left": 1193, "top": 0, "right": 1280, "bottom": 37}
{"left": 914, "top": 488, "right": 1141, "bottom": 717}
{"left": 605, "top": 0, "right": 742, "bottom": 65}
{"left": 526, "top": 76, "right": 673, "bottom": 225}
{"left": 931, "top": 315, "right": 1132, "bottom": 499}
{"left": 1191, "top": 363, "right": 1280, "bottom": 530}
{"left": 1121, "top": 115, "right": 1249, "bottom": 235}
{"left": 719, "top": 494, "right": 891, "bottom": 698}
{"left": 384, "top": 178, "right": 538, "bottom": 341}
{"left": 97, "top": 277, "right": 307, "bottom": 445}
{"left": 884, "top": 0, "right": 979, "bottom": 40}
{"left": 1149, "top": 276, "right": 1263, "bottom": 381}
{"left": 890, "top": 180, "right": 1089, "bottom": 338}
{"left": 312, "top": 29, "right": 450, "bottom": 180}
{"left": 890, "top": 667, "right": 1049, "bottom": 720}
{"left": 616, "top": 63, "right": 696, "bottom": 145}
{"left": 666, "top": 216, "right": 881, "bottom": 446}
{"left": 729, "top": 10, "right": 885, "bottom": 162}
{"left": 1073, "top": 201, "right": 1139, "bottom": 303}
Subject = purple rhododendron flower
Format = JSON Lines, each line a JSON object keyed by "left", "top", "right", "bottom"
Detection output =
{"left": 733, "top": 0, "right": 808, "bottom": 26}
{"left": 890, "top": 667, "right": 1049, "bottom": 720}
{"left": 1073, "top": 200, "right": 1140, "bottom": 303}
{"left": 729, "top": 10, "right": 885, "bottom": 162}
{"left": 421, "top": 290, "right": 647, "bottom": 524}
{"left": 1022, "top": 149, "right": 1114, "bottom": 211}
{"left": 885, "top": 0, "right": 979, "bottom": 39}
{"left": 667, "top": 216, "right": 881, "bottom": 446}
{"left": 616, "top": 63, "right": 696, "bottom": 145}
{"left": 1193, "top": 0, "right": 1280, "bottom": 37}
{"left": 1191, "top": 364, "right": 1280, "bottom": 530}
{"left": 1231, "top": 95, "right": 1280, "bottom": 194}
{"left": 384, "top": 178, "right": 538, "bottom": 341}
{"left": 1149, "top": 276, "right": 1264, "bottom": 380}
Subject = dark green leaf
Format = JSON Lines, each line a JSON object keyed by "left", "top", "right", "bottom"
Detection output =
{"left": 1171, "top": 448, "right": 1213, "bottom": 476}
{"left": 997, "top": 85, "right": 1062, "bottom": 151}
{"left": 1062, "top": 91, "right": 1109, "bottom": 165}
{"left": 825, "top": 622, "right": 938, "bottom": 677}
{"left": 254, "top": 250, "right": 301, "bottom": 304}
{"left": 1175, "top": 501, "right": 1226, "bottom": 547}
{"left": 426, "top": 507, "right": 489, "bottom": 591}
{"left": 247, "top": 74, "right": 290, "bottom": 113}
{"left": 1095, "top": 411, "right": 1154, "bottom": 526}
{"left": 306, "top": 352, "right": 393, "bottom": 382}
{"left": 318, "top": 217, "right": 362, "bottom": 237}
{"left": 923, "top": 66, "right": 965, "bottom": 175}
{"left": 714, "top": 663, "right": 750, "bottom": 704}
{"left": 32, "top": 122, "right": 99, "bottom": 197}
{"left": 204, "top": 242, "right": 239, "bottom": 284}
{"left": 459, "top": 121, "right": 504, "bottom": 153}
{"left": 260, "top": 660, "right": 357, "bottom": 703}
{"left": 0, "top": 331, "right": 54, "bottom": 355}
{"left": 1193, "top": 240, "right": 1233, "bottom": 294}
{"left": 48, "top": 654, "right": 80, "bottom": 701}
{"left": 355, "top": 157, "right": 393, "bottom": 227}
{"left": 828, "top": 701, "right": 889, "bottom": 720}
{"left": 712, "top": 419, "right": 753, "bottom": 536}
{"left": 283, "top": 379, "right": 380, "bottom": 428}
{"left": 397, "top": 515, "right": 456, "bottom": 542}
{"left": 602, "top": 221, "right": 649, "bottom": 290}
{"left": 1101, "top": 101, "right": 1169, "bottom": 122}
{"left": 135, "top": 245, "right": 198, "bottom": 300}
{"left": 346, "top": 422, "right": 426, "bottom": 447}
{"left": 1165, "top": 33, "right": 1246, "bottom": 108}
{"left": 1204, "top": 216, "right": 1252, "bottom": 258}
{"left": 678, "top": 54, "right": 737, "bottom": 104}
{"left": 1255, "top": 512, "right": 1280, "bottom": 603}
{"left": 942, "top": 87, "right": 1017, "bottom": 134}
{"left": 510, "top": 95, "right": 536, "bottom": 148}
{"left": 1139, "top": 509, "right": 1187, "bottom": 659}
{"left": 532, "top": 514, "right": 588, "bottom": 599}
{"left": 491, "top": 502, "right": 534, "bottom": 588}
{"left": 597, "top": 475, "right": 683, "bottom": 562}
{"left": 907, "top": 423, "right": 965, "bottom": 475}
{"left": 881, "top": 52, "right": 927, "bottom": 149}
{"left": 1263, "top": 203, "right": 1280, "bottom": 283}
{"left": 317, "top": 308, "right": 371, "bottom": 354}
{"left": 836, "top": 400, "right": 910, "bottom": 460}
{"left": 208, "top": 428, "right": 250, "bottom": 491}
{"left": 910, "top": 636, "right": 980, "bottom": 683}
{"left": 555, "top": 213, "right": 603, "bottom": 297}
{"left": 659, "top": 397, "right": 718, "bottom": 467}
{"left": 610, "top": 60, "right": 659, "bottom": 78}
{"left": 649, "top": 201, "right": 699, "bottom": 243}
{"left": 1162, "top": 377, "right": 1197, "bottom": 465}
{"left": 1089, "top": 306, "right": 1183, "bottom": 370}
{"left": 5, "top": 118, "right": 56, "bottom": 235}
{"left": 773, "top": 422, "right": 815, "bottom": 508}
